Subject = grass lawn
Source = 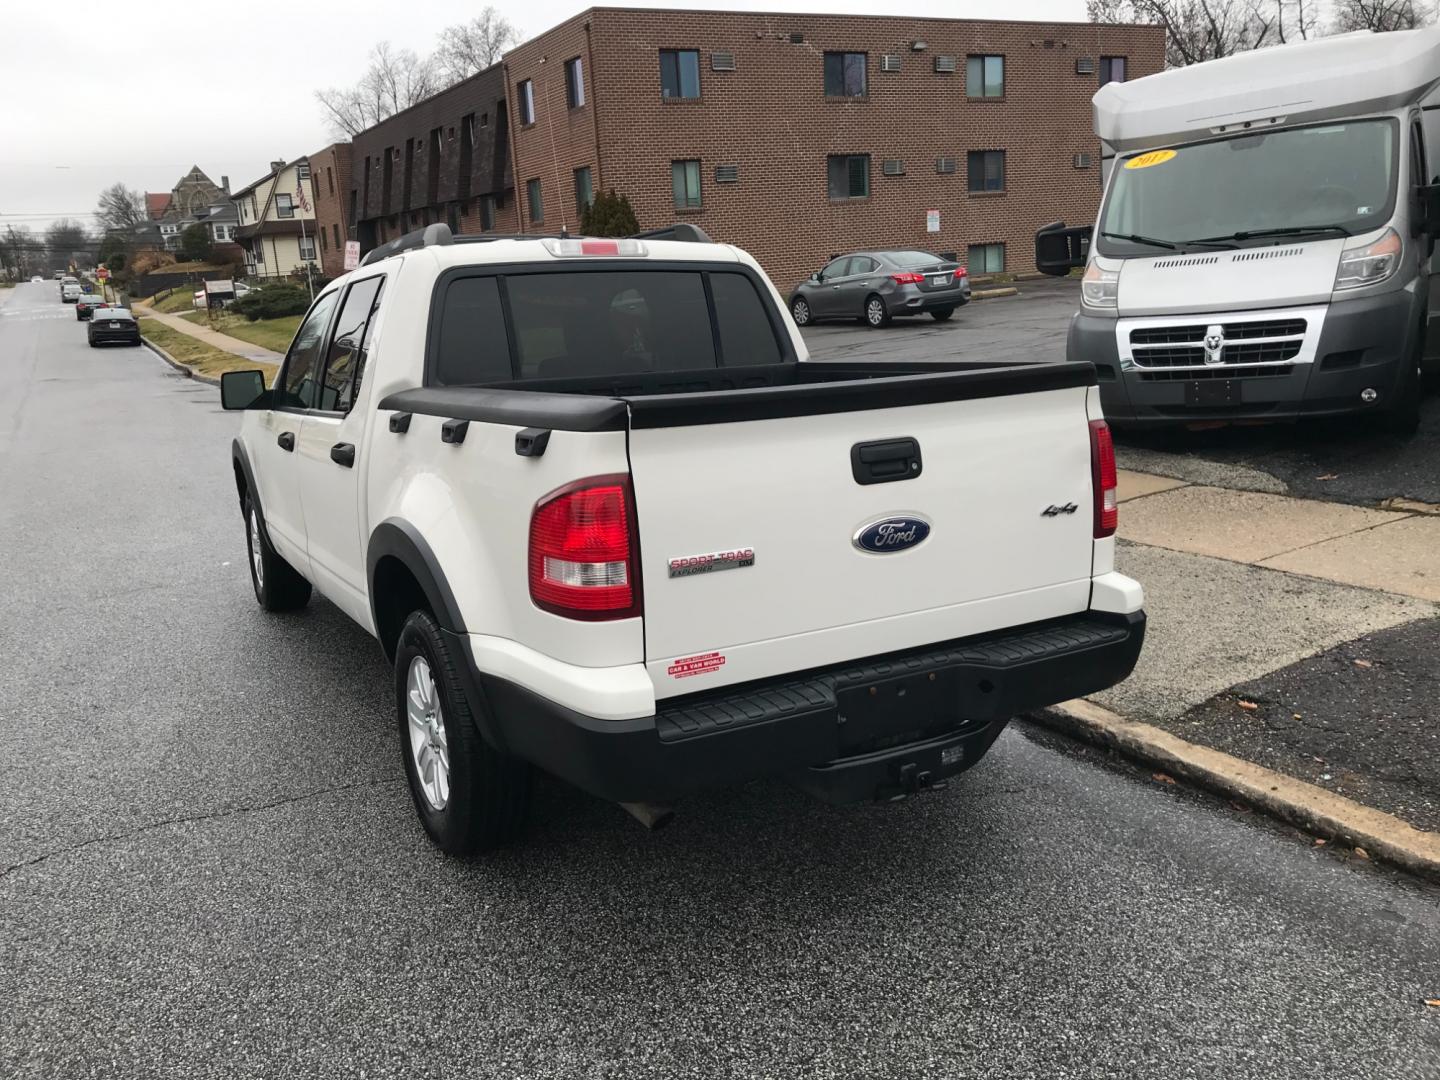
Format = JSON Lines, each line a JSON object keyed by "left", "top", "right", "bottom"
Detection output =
{"left": 140, "top": 318, "right": 277, "bottom": 385}
{"left": 149, "top": 287, "right": 202, "bottom": 315}
{"left": 181, "top": 310, "right": 301, "bottom": 354}
{"left": 0, "top": 281, "right": 15, "bottom": 289}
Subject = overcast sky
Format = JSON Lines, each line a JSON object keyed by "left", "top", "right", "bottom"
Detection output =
{"left": 0, "top": 0, "right": 1086, "bottom": 235}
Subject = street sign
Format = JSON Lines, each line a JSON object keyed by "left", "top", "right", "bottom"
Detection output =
{"left": 343, "top": 241, "right": 360, "bottom": 271}
{"left": 925, "top": 209, "right": 940, "bottom": 233}
{"left": 97, "top": 267, "right": 110, "bottom": 281}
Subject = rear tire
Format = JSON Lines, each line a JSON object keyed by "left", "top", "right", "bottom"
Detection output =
{"left": 864, "top": 294, "right": 892, "bottom": 329}
{"left": 396, "top": 610, "right": 532, "bottom": 854}
{"left": 790, "top": 296, "right": 812, "bottom": 327}
{"left": 930, "top": 307, "right": 956, "bottom": 322}
{"left": 242, "top": 495, "right": 311, "bottom": 611}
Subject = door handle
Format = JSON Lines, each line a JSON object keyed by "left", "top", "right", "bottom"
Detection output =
{"left": 330, "top": 442, "right": 356, "bottom": 468}
{"left": 277, "top": 431, "right": 295, "bottom": 452}
{"left": 851, "top": 437, "right": 922, "bottom": 485}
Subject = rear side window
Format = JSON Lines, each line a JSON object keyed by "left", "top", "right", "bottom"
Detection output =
{"left": 710, "top": 273, "right": 782, "bottom": 366}
{"left": 431, "top": 268, "right": 790, "bottom": 384}
{"left": 318, "top": 276, "right": 385, "bottom": 413}
{"left": 436, "top": 276, "right": 512, "bottom": 385}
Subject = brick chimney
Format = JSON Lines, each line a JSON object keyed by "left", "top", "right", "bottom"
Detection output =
{"left": 270, "top": 160, "right": 286, "bottom": 174}
{"left": 221, "top": 175, "right": 229, "bottom": 193}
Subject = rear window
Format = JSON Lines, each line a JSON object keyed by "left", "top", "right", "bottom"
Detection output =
{"left": 884, "top": 250, "right": 946, "bottom": 268}
{"left": 432, "top": 269, "right": 785, "bottom": 384}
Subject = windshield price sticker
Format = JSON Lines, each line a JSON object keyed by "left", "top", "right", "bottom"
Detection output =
{"left": 1125, "top": 149, "right": 1177, "bottom": 170}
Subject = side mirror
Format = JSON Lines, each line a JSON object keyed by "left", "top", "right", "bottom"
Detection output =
{"left": 810, "top": 271, "right": 822, "bottom": 283}
{"left": 221, "top": 369, "right": 268, "bottom": 410}
{"left": 1035, "top": 220, "right": 1093, "bottom": 277}
{"left": 1415, "top": 183, "right": 1440, "bottom": 240}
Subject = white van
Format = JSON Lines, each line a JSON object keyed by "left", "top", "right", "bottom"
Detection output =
{"left": 1037, "top": 28, "right": 1440, "bottom": 433}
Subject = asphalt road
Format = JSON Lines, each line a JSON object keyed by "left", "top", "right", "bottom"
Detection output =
{"left": 804, "top": 278, "right": 1440, "bottom": 506}
{"left": 4, "top": 278, "right": 1440, "bottom": 1078}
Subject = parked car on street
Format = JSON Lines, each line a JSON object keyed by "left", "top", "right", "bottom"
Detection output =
{"left": 219, "top": 222, "right": 1144, "bottom": 855}
{"left": 60, "top": 279, "right": 81, "bottom": 303}
{"left": 75, "top": 295, "right": 108, "bottom": 321}
{"left": 87, "top": 307, "right": 141, "bottom": 347}
{"left": 789, "top": 250, "right": 970, "bottom": 328}
{"left": 30, "top": 275, "right": 43, "bottom": 283}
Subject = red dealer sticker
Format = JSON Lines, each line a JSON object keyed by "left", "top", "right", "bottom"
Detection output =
{"left": 667, "top": 652, "right": 726, "bottom": 679}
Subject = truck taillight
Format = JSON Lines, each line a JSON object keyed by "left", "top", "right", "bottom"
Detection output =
{"left": 529, "top": 476, "right": 641, "bottom": 619}
{"left": 891, "top": 272, "right": 925, "bottom": 284}
{"left": 1090, "top": 419, "right": 1118, "bottom": 538}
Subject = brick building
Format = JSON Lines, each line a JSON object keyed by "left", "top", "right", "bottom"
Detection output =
{"left": 307, "top": 142, "right": 354, "bottom": 278}
{"left": 348, "top": 64, "right": 517, "bottom": 252}
{"left": 502, "top": 8, "right": 1163, "bottom": 291}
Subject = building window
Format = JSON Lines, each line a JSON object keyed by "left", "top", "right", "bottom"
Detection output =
{"left": 518, "top": 79, "right": 535, "bottom": 124}
{"left": 480, "top": 195, "right": 496, "bottom": 231}
{"left": 276, "top": 193, "right": 295, "bottom": 218}
{"left": 659, "top": 49, "right": 701, "bottom": 99}
{"left": 213, "top": 225, "right": 230, "bottom": 242}
{"left": 574, "top": 167, "right": 594, "bottom": 216}
{"left": 969, "top": 243, "right": 1005, "bottom": 274}
{"left": 333, "top": 223, "right": 341, "bottom": 248}
{"left": 1100, "top": 56, "right": 1127, "bottom": 85}
{"left": 299, "top": 235, "right": 316, "bottom": 261}
{"left": 319, "top": 229, "right": 327, "bottom": 252}
{"left": 671, "top": 160, "right": 701, "bottom": 209}
{"left": 823, "top": 52, "right": 867, "bottom": 97}
{"left": 967, "top": 150, "right": 1006, "bottom": 193}
{"left": 565, "top": 56, "right": 585, "bottom": 108}
{"left": 254, "top": 241, "right": 264, "bottom": 265}
{"left": 297, "top": 162, "right": 310, "bottom": 180}
{"left": 326, "top": 166, "right": 335, "bottom": 196}
{"left": 966, "top": 54, "right": 1004, "bottom": 98}
{"left": 527, "top": 178, "right": 543, "bottom": 223}
{"left": 826, "top": 154, "right": 870, "bottom": 200}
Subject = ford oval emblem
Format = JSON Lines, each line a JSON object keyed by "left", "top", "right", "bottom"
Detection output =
{"left": 853, "top": 515, "right": 931, "bottom": 554}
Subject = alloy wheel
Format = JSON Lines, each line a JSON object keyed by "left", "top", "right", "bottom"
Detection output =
{"left": 867, "top": 299, "right": 885, "bottom": 326}
{"left": 406, "top": 656, "right": 450, "bottom": 811}
{"left": 792, "top": 298, "right": 810, "bottom": 325}
{"left": 248, "top": 506, "right": 264, "bottom": 589}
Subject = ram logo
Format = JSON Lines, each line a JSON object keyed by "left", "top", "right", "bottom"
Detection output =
{"left": 1203, "top": 324, "right": 1226, "bottom": 366}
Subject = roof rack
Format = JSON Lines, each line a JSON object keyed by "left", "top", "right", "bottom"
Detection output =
{"left": 357, "top": 221, "right": 714, "bottom": 266}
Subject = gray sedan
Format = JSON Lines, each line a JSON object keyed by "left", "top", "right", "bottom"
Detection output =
{"left": 789, "top": 250, "right": 970, "bottom": 328}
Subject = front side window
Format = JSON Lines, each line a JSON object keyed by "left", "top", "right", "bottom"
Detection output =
{"left": 660, "top": 49, "right": 701, "bottom": 99}
{"left": 574, "top": 167, "right": 594, "bottom": 215}
{"left": 824, "top": 52, "right": 867, "bottom": 97}
{"left": 565, "top": 57, "right": 585, "bottom": 108}
{"left": 967, "top": 150, "right": 1006, "bottom": 193}
{"left": 277, "top": 290, "right": 340, "bottom": 409}
{"left": 966, "top": 54, "right": 1004, "bottom": 98}
{"left": 319, "top": 276, "right": 385, "bottom": 413}
{"left": 1100, "top": 56, "right": 1126, "bottom": 86}
{"left": 671, "top": 160, "right": 701, "bottom": 209}
{"left": 827, "top": 154, "right": 870, "bottom": 200}
{"left": 276, "top": 193, "right": 295, "bottom": 218}
{"left": 526, "top": 178, "right": 544, "bottom": 223}
{"left": 518, "top": 79, "right": 535, "bottom": 124}
{"left": 969, "top": 243, "right": 1005, "bottom": 274}
{"left": 1097, "top": 119, "right": 1400, "bottom": 256}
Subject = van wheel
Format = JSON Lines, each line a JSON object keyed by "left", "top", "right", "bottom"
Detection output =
{"left": 865, "top": 294, "right": 892, "bottom": 328}
{"left": 242, "top": 496, "right": 311, "bottom": 611}
{"left": 790, "top": 296, "right": 812, "bottom": 327}
{"left": 396, "top": 610, "right": 532, "bottom": 854}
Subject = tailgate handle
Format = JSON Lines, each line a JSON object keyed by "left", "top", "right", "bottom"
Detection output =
{"left": 851, "top": 438, "right": 922, "bottom": 485}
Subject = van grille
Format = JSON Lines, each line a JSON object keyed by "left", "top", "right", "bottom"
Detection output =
{"left": 1128, "top": 317, "right": 1307, "bottom": 371}
{"left": 1138, "top": 365, "right": 1294, "bottom": 382}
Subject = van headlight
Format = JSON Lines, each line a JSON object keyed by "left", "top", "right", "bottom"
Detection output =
{"left": 1334, "top": 228, "right": 1401, "bottom": 291}
{"left": 1081, "top": 261, "right": 1120, "bottom": 309}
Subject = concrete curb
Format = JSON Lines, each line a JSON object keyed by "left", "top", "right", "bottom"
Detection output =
{"left": 972, "top": 286, "right": 1020, "bottom": 301}
{"left": 1031, "top": 698, "right": 1440, "bottom": 880}
{"left": 142, "top": 337, "right": 220, "bottom": 387}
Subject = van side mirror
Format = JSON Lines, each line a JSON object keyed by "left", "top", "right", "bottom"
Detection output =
{"left": 221, "top": 369, "right": 268, "bottom": 410}
{"left": 1035, "top": 220, "right": 1093, "bottom": 277}
{"left": 1416, "top": 183, "right": 1440, "bottom": 239}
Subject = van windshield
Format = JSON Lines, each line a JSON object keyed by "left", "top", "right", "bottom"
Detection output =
{"left": 1098, "top": 118, "right": 1399, "bottom": 255}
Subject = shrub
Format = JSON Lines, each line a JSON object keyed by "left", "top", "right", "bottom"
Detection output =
{"left": 580, "top": 190, "right": 639, "bottom": 237}
{"left": 232, "top": 283, "right": 310, "bottom": 321}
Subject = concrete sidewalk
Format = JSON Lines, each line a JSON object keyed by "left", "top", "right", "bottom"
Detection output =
{"left": 138, "top": 307, "right": 284, "bottom": 366}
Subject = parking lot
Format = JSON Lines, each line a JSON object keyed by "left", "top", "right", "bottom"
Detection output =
{"left": 4, "top": 278, "right": 1440, "bottom": 1078}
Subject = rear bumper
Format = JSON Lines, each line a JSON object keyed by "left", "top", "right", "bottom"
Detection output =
{"left": 890, "top": 285, "right": 970, "bottom": 314}
{"left": 89, "top": 325, "right": 140, "bottom": 343}
{"left": 455, "top": 609, "right": 1145, "bottom": 805}
{"left": 1074, "top": 289, "right": 1420, "bottom": 426}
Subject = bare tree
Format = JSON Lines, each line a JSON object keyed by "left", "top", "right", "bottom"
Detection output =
{"left": 44, "top": 218, "right": 90, "bottom": 274}
{"left": 433, "top": 7, "right": 520, "bottom": 85}
{"left": 1332, "top": 0, "right": 1433, "bottom": 31}
{"left": 95, "top": 182, "right": 147, "bottom": 233}
{"left": 0, "top": 224, "right": 36, "bottom": 279}
{"left": 315, "top": 43, "right": 439, "bottom": 137}
{"left": 1088, "top": 0, "right": 1280, "bottom": 66}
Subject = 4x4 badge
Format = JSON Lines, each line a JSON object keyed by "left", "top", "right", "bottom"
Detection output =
{"left": 1041, "top": 503, "right": 1079, "bottom": 517}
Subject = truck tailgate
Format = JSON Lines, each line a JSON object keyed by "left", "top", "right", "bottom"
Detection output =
{"left": 627, "top": 373, "right": 1097, "bottom": 697}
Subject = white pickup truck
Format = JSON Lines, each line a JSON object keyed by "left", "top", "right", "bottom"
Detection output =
{"left": 221, "top": 224, "right": 1145, "bottom": 854}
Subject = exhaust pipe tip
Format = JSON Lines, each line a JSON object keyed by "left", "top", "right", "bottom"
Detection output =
{"left": 619, "top": 801, "right": 675, "bottom": 831}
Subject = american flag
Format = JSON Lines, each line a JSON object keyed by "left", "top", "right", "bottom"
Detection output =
{"left": 294, "top": 175, "right": 311, "bottom": 213}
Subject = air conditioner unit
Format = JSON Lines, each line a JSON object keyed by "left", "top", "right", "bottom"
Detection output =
{"left": 1073, "top": 152, "right": 1092, "bottom": 168}
{"left": 934, "top": 55, "right": 957, "bottom": 74}
{"left": 936, "top": 156, "right": 957, "bottom": 174}
{"left": 880, "top": 54, "right": 901, "bottom": 72}
{"left": 882, "top": 159, "right": 906, "bottom": 177}
{"left": 1075, "top": 57, "right": 1095, "bottom": 74}
{"left": 715, "top": 164, "right": 740, "bottom": 183}
{"left": 711, "top": 51, "right": 736, "bottom": 71}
